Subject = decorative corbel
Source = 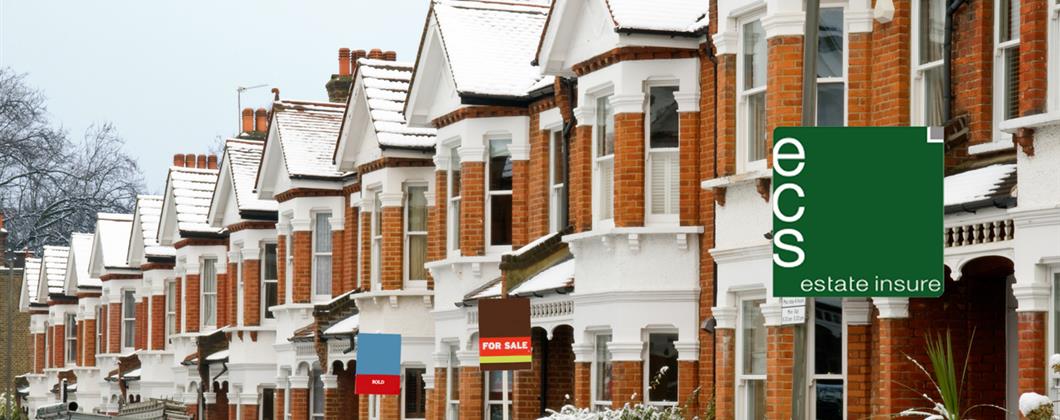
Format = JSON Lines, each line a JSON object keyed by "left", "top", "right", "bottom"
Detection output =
{"left": 389, "top": 295, "right": 399, "bottom": 308}
{"left": 1015, "top": 128, "right": 1035, "bottom": 156}
{"left": 675, "top": 233, "right": 688, "bottom": 251}
{"left": 756, "top": 178, "right": 771, "bottom": 202}
{"left": 627, "top": 233, "right": 640, "bottom": 253}
{"left": 712, "top": 187, "right": 727, "bottom": 207}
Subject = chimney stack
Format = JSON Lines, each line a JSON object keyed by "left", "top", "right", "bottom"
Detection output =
{"left": 338, "top": 48, "right": 352, "bottom": 76}
{"left": 351, "top": 49, "right": 367, "bottom": 75}
{"left": 207, "top": 155, "right": 218, "bottom": 169}
{"left": 184, "top": 154, "right": 197, "bottom": 168}
{"left": 173, "top": 154, "right": 185, "bottom": 167}
{"left": 241, "top": 108, "right": 254, "bottom": 133}
{"left": 367, "top": 49, "right": 385, "bottom": 60}
{"left": 196, "top": 155, "right": 207, "bottom": 169}
{"left": 383, "top": 51, "right": 397, "bottom": 61}
{"left": 255, "top": 108, "right": 268, "bottom": 133}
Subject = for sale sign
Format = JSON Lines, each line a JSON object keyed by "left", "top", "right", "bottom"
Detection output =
{"left": 355, "top": 333, "right": 401, "bottom": 395}
{"left": 478, "top": 298, "right": 532, "bottom": 370}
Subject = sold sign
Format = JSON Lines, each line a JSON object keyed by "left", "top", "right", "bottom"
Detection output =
{"left": 355, "top": 333, "right": 401, "bottom": 395}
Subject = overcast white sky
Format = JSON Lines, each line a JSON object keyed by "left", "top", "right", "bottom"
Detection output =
{"left": 0, "top": 1, "right": 426, "bottom": 191}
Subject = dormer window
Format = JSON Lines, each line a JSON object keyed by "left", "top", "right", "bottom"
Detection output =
{"left": 313, "top": 212, "right": 333, "bottom": 300}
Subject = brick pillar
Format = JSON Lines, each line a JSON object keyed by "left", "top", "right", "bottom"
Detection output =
{"left": 84, "top": 319, "right": 96, "bottom": 366}
{"left": 53, "top": 325, "right": 64, "bottom": 367}
{"left": 870, "top": 0, "right": 911, "bottom": 126}
{"left": 214, "top": 386, "right": 231, "bottom": 420}
{"left": 275, "top": 388, "right": 286, "bottom": 420}
{"left": 135, "top": 298, "right": 146, "bottom": 349}
{"left": 512, "top": 331, "right": 544, "bottom": 419}
{"left": 1018, "top": 312, "right": 1047, "bottom": 398}
{"left": 186, "top": 275, "right": 201, "bottom": 333}
{"left": 151, "top": 295, "right": 165, "bottom": 349}
{"left": 545, "top": 329, "right": 575, "bottom": 410}
{"left": 613, "top": 112, "right": 645, "bottom": 227}
{"left": 290, "top": 387, "right": 309, "bottom": 420}
{"left": 359, "top": 395, "right": 368, "bottom": 420}
{"left": 429, "top": 170, "right": 447, "bottom": 272}
{"left": 33, "top": 333, "right": 44, "bottom": 373}
{"left": 243, "top": 258, "right": 261, "bottom": 326}
{"left": 432, "top": 367, "right": 447, "bottom": 420}
{"left": 109, "top": 303, "right": 121, "bottom": 352}
{"left": 240, "top": 404, "right": 258, "bottom": 420}
{"left": 609, "top": 361, "right": 642, "bottom": 408}
{"left": 380, "top": 394, "right": 400, "bottom": 420}
{"left": 573, "top": 362, "right": 590, "bottom": 408}
{"left": 511, "top": 158, "right": 529, "bottom": 248}
{"left": 76, "top": 320, "right": 84, "bottom": 366}
{"left": 765, "top": 325, "right": 794, "bottom": 420}
{"left": 360, "top": 212, "right": 372, "bottom": 290}
{"left": 765, "top": 36, "right": 803, "bottom": 156}
{"left": 460, "top": 161, "right": 486, "bottom": 256}
{"left": 381, "top": 206, "right": 403, "bottom": 290}
{"left": 324, "top": 375, "right": 341, "bottom": 420}
{"left": 872, "top": 317, "right": 915, "bottom": 418}
{"left": 847, "top": 32, "right": 871, "bottom": 126}
{"left": 277, "top": 234, "right": 288, "bottom": 304}
{"left": 677, "top": 360, "right": 698, "bottom": 413}
{"left": 292, "top": 230, "right": 312, "bottom": 302}
{"left": 332, "top": 228, "right": 346, "bottom": 296}
{"left": 175, "top": 277, "right": 183, "bottom": 333}
{"left": 1019, "top": 0, "right": 1049, "bottom": 116}
{"left": 715, "top": 54, "right": 737, "bottom": 176}
{"left": 458, "top": 366, "right": 483, "bottom": 420}
{"left": 714, "top": 328, "right": 735, "bottom": 420}
{"left": 678, "top": 112, "right": 700, "bottom": 226}
{"left": 219, "top": 265, "right": 230, "bottom": 328}
{"left": 570, "top": 125, "right": 593, "bottom": 232}
{"left": 526, "top": 116, "right": 549, "bottom": 240}
{"left": 339, "top": 366, "right": 359, "bottom": 420}
{"left": 228, "top": 404, "right": 237, "bottom": 420}
{"left": 846, "top": 323, "right": 871, "bottom": 419}
{"left": 345, "top": 205, "right": 359, "bottom": 293}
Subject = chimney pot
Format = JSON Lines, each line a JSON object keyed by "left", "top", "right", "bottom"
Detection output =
{"left": 173, "top": 154, "right": 185, "bottom": 167}
{"left": 207, "top": 155, "right": 218, "bottom": 170}
{"left": 241, "top": 108, "right": 254, "bottom": 133}
{"left": 271, "top": 88, "right": 280, "bottom": 101}
{"left": 368, "top": 48, "right": 385, "bottom": 60}
{"left": 384, "top": 51, "right": 397, "bottom": 61}
{"left": 255, "top": 108, "right": 268, "bottom": 132}
{"left": 197, "top": 155, "right": 207, "bottom": 169}
{"left": 338, "top": 48, "right": 352, "bottom": 76}
{"left": 184, "top": 154, "right": 197, "bottom": 168}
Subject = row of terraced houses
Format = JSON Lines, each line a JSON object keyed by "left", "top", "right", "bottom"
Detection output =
{"left": 11, "top": 0, "right": 1060, "bottom": 418}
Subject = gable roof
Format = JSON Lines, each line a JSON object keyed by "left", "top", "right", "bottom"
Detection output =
{"left": 224, "top": 139, "right": 277, "bottom": 213}
{"left": 428, "top": 0, "right": 554, "bottom": 98}
{"left": 603, "top": 0, "right": 708, "bottom": 34}
{"left": 40, "top": 245, "right": 70, "bottom": 299}
{"left": 21, "top": 257, "right": 42, "bottom": 309}
{"left": 66, "top": 232, "right": 100, "bottom": 293}
{"left": 93, "top": 213, "right": 135, "bottom": 273}
{"left": 269, "top": 99, "right": 348, "bottom": 179}
{"left": 357, "top": 59, "right": 437, "bottom": 150}
{"left": 131, "top": 195, "right": 173, "bottom": 260}
{"left": 163, "top": 166, "right": 223, "bottom": 235}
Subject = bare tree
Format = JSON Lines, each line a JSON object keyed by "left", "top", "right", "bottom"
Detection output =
{"left": 0, "top": 67, "right": 145, "bottom": 252}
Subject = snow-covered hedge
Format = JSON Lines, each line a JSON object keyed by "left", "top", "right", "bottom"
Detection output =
{"left": 538, "top": 403, "right": 686, "bottom": 420}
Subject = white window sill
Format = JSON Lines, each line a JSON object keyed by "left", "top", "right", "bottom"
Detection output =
{"left": 968, "top": 141, "right": 1015, "bottom": 155}
{"left": 999, "top": 111, "right": 1060, "bottom": 133}
{"left": 700, "top": 168, "right": 771, "bottom": 190}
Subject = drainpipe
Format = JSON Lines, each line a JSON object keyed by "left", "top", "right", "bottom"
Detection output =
{"left": 561, "top": 77, "right": 577, "bottom": 231}
{"left": 943, "top": 0, "right": 969, "bottom": 122}
{"left": 801, "top": 0, "right": 821, "bottom": 127}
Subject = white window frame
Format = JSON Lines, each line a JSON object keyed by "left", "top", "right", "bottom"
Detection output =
{"left": 368, "top": 395, "right": 380, "bottom": 420}
{"left": 43, "top": 321, "right": 50, "bottom": 369}
{"left": 370, "top": 190, "right": 383, "bottom": 291}
{"left": 261, "top": 242, "right": 278, "bottom": 321}
{"left": 642, "top": 329, "right": 680, "bottom": 406}
{"left": 402, "top": 365, "right": 428, "bottom": 419}
{"left": 65, "top": 313, "right": 76, "bottom": 366}
{"left": 285, "top": 221, "right": 294, "bottom": 304}
{"left": 122, "top": 289, "right": 137, "bottom": 351}
{"left": 447, "top": 145, "right": 462, "bottom": 256}
{"left": 644, "top": 83, "right": 681, "bottom": 225}
{"left": 548, "top": 130, "right": 568, "bottom": 233}
{"left": 910, "top": 0, "right": 946, "bottom": 126}
{"left": 165, "top": 280, "right": 176, "bottom": 342}
{"left": 446, "top": 345, "right": 460, "bottom": 420}
{"left": 805, "top": 298, "right": 847, "bottom": 419}
{"left": 235, "top": 243, "right": 244, "bottom": 326}
{"left": 312, "top": 211, "right": 333, "bottom": 301}
{"left": 405, "top": 183, "right": 429, "bottom": 288}
{"left": 736, "top": 13, "right": 768, "bottom": 172}
{"left": 993, "top": 0, "right": 1022, "bottom": 143}
{"left": 592, "top": 91, "right": 616, "bottom": 229}
{"left": 201, "top": 258, "right": 218, "bottom": 329}
{"left": 486, "top": 136, "right": 514, "bottom": 252}
{"left": 590, "top": 332, "right": 613, "bottom": 410}
{"left": 735, "top": 294, "right": 767, "bottom": 420}
{"left": 96, "top": 306, "right": 103, "bottom": 355}
{"left": 483, "top": 370, "right": 512, "bottom": 420}
{"left": 815, "top": 4, "right": 849, "bottom": 127}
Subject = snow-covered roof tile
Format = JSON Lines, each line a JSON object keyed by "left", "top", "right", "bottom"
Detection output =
{"left": 97, "top": 213, "right": 135, "bottom": 268}
{"left": 943, "top": 164, "right": 1017, "bottom": 208}
{"left": 134, "top": 195, "right": 174, "bottom": 258}
{"left": 41, "top": 245, "right": 69, "bottom": 296}
{"left": 169, "top": 167, "right": 222, "bottom": 233}
{"left": 510, "top": 257, "right": 574, "bottom": 296}
{"left": 272, "top": 100, "right": 348, "bottom": 179}
{"left": 69, "top": 233, "right": 100, "bottom": 288}
{"left": 604, "top": 0, "right": 709, "bottom": 33}
{"left": 225, "top": 139, "right": 277, "bottom": 212}
{"left": 322, "top": 314, "right": 360, "bottom": 336}
{"left": 466, "top": 278, "right": 503, "bottom": 300}
{"left": 357, "top": 59, "right": 437, "bottom": 150}
{"left": 433, "top": 0, "right": 555, "bottom": 97}
{"left": 24, "top": 258, "right": 42, "bottom": 303}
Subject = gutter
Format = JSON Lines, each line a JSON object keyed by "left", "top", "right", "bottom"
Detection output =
{"left": 943, "top": 196, "right": 1016, "bottom": 215}
{"left": 942, "top": 0, "right": 969, "bottom": 121}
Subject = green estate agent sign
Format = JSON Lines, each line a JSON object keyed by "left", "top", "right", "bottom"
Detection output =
{"left": 772, "top": 127, "right": 944, "bottom": 298}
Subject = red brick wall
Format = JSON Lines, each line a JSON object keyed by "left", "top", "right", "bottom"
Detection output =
{"left": 275, "top": 389, "right": 285, "bottom": 420}
{"left": 847, "top": 33, "right": 871, "bottom": 126}
{"left": 76, "top": 320, "right": 84, "bottom": 366}
{"left": 677, "top": 360, "right": 698, "bottom": 413}
{"left": 339, "top": 366, "right": 359, "bottom": 420}
{"left": 512, "top": 330, "right": 545, "bottom": 420}
{"left": 545, "top": 327, "right": 575, "bottom": 410}
{"left": 511, "top": 159, "right": 530, "bottom": 248}
{"left": 715, "top": 54, "right": 737, "bottom": 176}
{"left": 223, "top": 265, "right": 235, "bottom": 327}
{"left": 460, "top": 162, "right": 486, "bottom": 256}
{"left": 951, "top": 0, "right": 994, "bottom": 146}
{"left": 277, "top": 235, "right": 287, "bottom": 304}
{"left": 765, "top": 325, "right": 794, "bottom": 420}
{"left": 243, "top": 259, "right": 261, "bottom": 326}
{"left": 870, "top": 0, "right": 911, "bottom": 126}
{"left": 765, "top": 36, "right": 803, "bottom": 150}
{"left": 570, "top": 125, "right": 593, "bottom": 232}
{"left": 360, "top": 212, "right": 372, "bottom": 290}
{"left": 1018, "top": 311, "right": 1047, "bottom": 397}
{"left": 53, "top": 324, "right": 65, "bottom": 367}
{"left": 678, "top": 111, "right": 700, "bottom": 226}
{"left": 344, "top": 207, "right": 359, "bottom": 293}
{"left": 610, "top": 361, "right": 642, "bottom": 408}
{"left": 714, "top": 328, "right": 734, "bottom": 420}
{"left": 847, "top": 324, "right": 870, "bottom": 419}
{"left": 135, "top": 298, "right": 146, "bottom": 349}
{"left": 872, "top": 317, "right": 915, "bottom": 417}
{"left": 83, "top": 319, "right": 95, "bottom": 366}
{"left": 185, "top": 275, "right": 200, "bottom": 333}
{"left": 613, "top": 113, "right": 645, "bottom": 227}
{"left": 150, "top": 295, "right": 165, "bottom": 350}
{"left": 380, "top": 394, "right": 400, "bottom": 420}
{"left": 432, "top": 367, "right": 447, "bottom": 420}
{"left": 381, "top": 206, "right": 404, "bottom": 290}
{"left": 290, "top": 388, "right": 308, "bottom": 420}
{"left": 109, "top": 303, "right": 121, "bottom": 352}
{"left": 429, "top": 171, "right": 448, "bottom": 272}
{"left": 291, "top": 231, "right": 312, "bottom": 303}
{"left": 332, "top": 229, "right": 346, "bottom": 296}
{"left": 458, "top": 366, "right": 483, "bottom": 420}
{"left": 1019, "top": 0, "right": 1049, "bottom": 116}
{"left": 698, "top": 37, "right": 717, "bottom": 414}
{"left": 527, "top": 112, "right": 550, "bottom": 240}
{"left": 573, "top": 362, "right": 590, "bottom": 408}
{"left": 33, "top": 333, "right": 43, "bottom": 373}
{"left": 240, "top": 404, "right": 258, "bottom": 420}
{"left": 175, "top": 277, "right": 183, "bottom": 334}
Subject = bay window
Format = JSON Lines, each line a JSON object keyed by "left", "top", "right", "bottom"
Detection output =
{"left": 448, "top": 147, "right": 462, "bottom": 253}
{"left": 739, "top": 18, "right": 768, "bottom": 168}
{"left": 371, "top": 192, "right": 382, "bottom": 290}
{"left": 645, "top": 333, "right": 679, "bottom": 405}
{"left": 913, "top": 0, "right": 946, "bottom": 126}
{"left": 484, "top": 370, "right": 512, "bottom": 420}
{"left": 549, "top": 130, "right": 568, "bottom": 233}
{"left": 447, "top": 345, "right": 461, "bottom": 420}
{"left": 816, "top": 8, "right": 846, "bottom": 126}
{"left": 595, "top": 95, "right": 615, "bottom": 222}
{"left": 404, "top": 367, "right": 427, "bottom": 419}
{"left": 313, "top": 212, "right": 333, "bottom": 299}
{"left": 406, "top": 185, "right": 428, "bottom": 283}
{"left": 646, "top": 86, "right": 680, "bottom": 220}
{"left": 995, "top": 0, "right": 1021, "bottom": 139}
{"left": 592, "top": 334, "right": 613, "bottom": 409}
{"left": 202, "top": 259, "right": 217, "bottom": 329}
{"left": 488, "top": 138, "right": 513, "bottom": 247}
{"left": 262, "top": 243, "right": 278, "bottom": 319}
{"left": 738, "top": 298, "right": 766, "bottom": 420}
{"left": 122, "top": 289, "right": 137, "bottom": 349}
{"left": 166, "top": 280, "right": 176, "bottom": 339}
{"left": 65, "top": 313, "right": 76, "bottom": 365}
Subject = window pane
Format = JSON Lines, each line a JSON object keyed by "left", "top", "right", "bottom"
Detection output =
{"left": 747, "top": 92, "right": 767, "bottom": 161}
{"left": 649, "top": 86, "right": 679, "bottom": 149}
{"left": 814, "top": 298, "right": 843, "bottom": 375}
{"left": 408, "top": 235, "right": 427, "bottom": 280}
{"left": 490, "top": 194, "right": 512, "bottom": 246}
{"left": 594, "top": 334, "right": 612, "bottom": 402}
{"left": 449, "top": 348, "right": 461, "bottom": 400}
{"left": 203, "top": 260, "right": 217, "bottom": 293}
{"left": 742, "top": 299, "right": 767, "bottom": 375}
{"left": 924, "top": 65, "right": 945, "bottom": 126}
{"left": 263, "top": 243, "right": 278, "bottom": 280}
{"left": 743, "top": 19, "right": 767, "bottom": 89}
{"left": 489, "top": 139, "right": 513, "bottom": 191}
{"left": 999, "top": 0, "right": 1020, "bottom": 42}
{"left": 405, "top": 368, "right": 426, "bottom": 418}
{"left": 746, "top": 379, "right": 766, "bottom": 420}
{"left": 124, "top": 291, "right": 136, "bottom": 317}
{"left": 552, "top": 132, "right": 566, "bottom": 185}
{"left": 374, "top": 195, "right": 383, "bottom": 236}
{"left": 647, "top": 333, "right": 678, "bottom": 402}
{"left": 315, "top": 255, "right": 332, "bottom": 295}
{"left": 488, "top": 405, "right": 504, "bottom": 420}
{"left": 817, "top": 8, "right": 844, "bottom": 78}
{"left": 261, "top": 389, "right": 275, "bottom": 420}
{"left": 487, "top": 371, "right": 505, "bottom": 401}
{"left": 312, "top": 368, "right": 325, "bottom": 414}
{"left": 816, "top": 82, "right": 845, "bottom": 126}
{"left": 315, "top": 214, "right": 332, "bottom": 252}
{"left": 596, "top": 96, "right": 614, "bottom": 156}
{"left": 264, "top": 282, "right": 278, "bottom": 319}
{"left": 407, "top": 186, "right": 428, "bottom": 232}
{"left": 920, "top": 0, "right": 945, "bottom": 63}
{"left": 815, "top": 379, "right": 844, "bottom": 420}
{"left": 1003, "top": 47, "right": 1020, "bottom": 120}
{"left": 451, "top": 198, "right": 461, "bottom": 250}
{"left": 451, "top": 148, "right": 462, "bottom": 198}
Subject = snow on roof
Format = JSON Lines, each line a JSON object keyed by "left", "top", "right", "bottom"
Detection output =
{"left": 357, "top": 59, "right": 437, "bottom": 150}
{"left": 205, "top": 349, "right": 229, "bottom": 362}
{"left": 272, "top": 100, "right": 349, "bottom": 179}
{"left": 433, "top": 0, "right": 555, "bottom": 97}
{"left": 69, "top": 233, "right": 100, "bottom": 288}
{"left": 169, "top": 167, "right": 222, "bottom": 233}
{"left": 24, "top": 257, "right": 42, "bottom": 303}
{"left": 943, "top": 164, "right": 1017, "bottom": 207}
{"left": 97, "top": 213, "right": 135, "bottom": 268}
{"left": 225, "top": 139, "right": 277, "bottom": 212}
{"left": 510, "top": 257, "right": 574, "bottom": 296}
{"left": 134, "top": 195, "right": 174, "bottom": 258}
{"left": 508, "top": 231, "right": 561, "bottom": 258}
{"left": 322, "top": 314, "right": 360, "bottom": 336}
{"left": 467, "top": 278, "right": 503, "bottom": 300}
{"left": 604, "top": 0, "right": 709, "bottom": 33}
{"left": 41, "top": 245, "right": 69, "bottom": 296}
